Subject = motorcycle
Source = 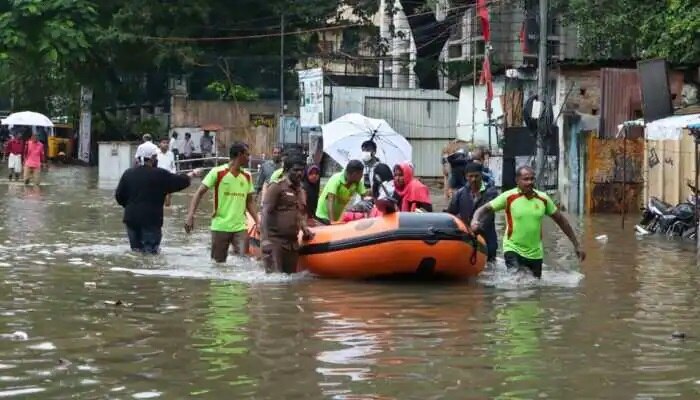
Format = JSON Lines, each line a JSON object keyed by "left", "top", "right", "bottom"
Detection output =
{"left": 636, "top": 183, "right": 698, "bottom": 239}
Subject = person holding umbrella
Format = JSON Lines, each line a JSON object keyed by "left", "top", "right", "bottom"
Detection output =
{"left": 321, "top": 113, "right": 412, "bottom": 174}
{"left": 360, "top": 140, "right": 380, "bottom": 192}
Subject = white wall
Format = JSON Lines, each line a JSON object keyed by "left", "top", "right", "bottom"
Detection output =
{"left": 98, "top": 142, "right": 139, "bottom": 188}
{"left": 456, "top": 79, "right": 505, "bottom": 148}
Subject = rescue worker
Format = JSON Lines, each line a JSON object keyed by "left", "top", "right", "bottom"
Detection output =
{"left": 315, "top": 160, "right": 366, "bottom": 225}
{"left": 185, "top": 142, "right": 259, "bottom": 263}
{"left": 471, "top": 165, "right": 585, "bottom": 278}
{"left": 261, "top": 153, "right": 314, "bottom": 273}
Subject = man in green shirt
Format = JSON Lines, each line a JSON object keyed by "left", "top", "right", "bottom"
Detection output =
{"left": 471, "top": 165, "right": 585, "bottom": 278}
{"left": 315, "top": 160, "right": 365, "bottom": 225}
{"left": 185, "top": 142, "right": 259, "bottom": 263}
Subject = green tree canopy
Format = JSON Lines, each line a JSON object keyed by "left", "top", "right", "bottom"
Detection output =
{"left": 555, "top": 0, "right": 700, "bottom": 63}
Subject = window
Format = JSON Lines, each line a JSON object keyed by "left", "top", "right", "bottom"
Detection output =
{"left": 448, "top": 44, "right": 463, "bottom": 59}
{"left": 474, "top": 40, "right": 485, "bottom": 56}
{"left": 341, "top": 27, "right": 361, "bottom": 54}
{"left": 318, "top": 41, "right": 334, "bottom": 53}
{"left": 450, "top": 20, "right": 463, "bottom": 40}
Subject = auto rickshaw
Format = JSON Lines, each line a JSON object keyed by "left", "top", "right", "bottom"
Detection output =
{"left": 48, "top": 123, "right": 74, "bottom": 160}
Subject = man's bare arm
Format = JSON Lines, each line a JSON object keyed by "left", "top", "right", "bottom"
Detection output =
{"left": 550, "top": 211, "right": 581, "bottom": 250}
{"left": 185, "top": 185, "right": 209, "bottom": 233}
{"left": 471, "top": 203, "right": 494, "bottom": 230}
{"left": 261, "top": 185, "right": 278, "bottom": 236}
{"left": 246, "top": 193, "right": 259, "bottom": 226}
{"left": 326, "top": 194, "right": 336, "bottom": 223}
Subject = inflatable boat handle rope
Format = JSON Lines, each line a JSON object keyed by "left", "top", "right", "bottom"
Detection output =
{"left": 428, "top": 227, "right": 479, "bottom": 265}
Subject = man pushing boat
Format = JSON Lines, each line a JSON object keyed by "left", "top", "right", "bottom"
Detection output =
{"left": 471, "top": 165, "right": 585, "bottom": 278}
{"left": 261, "top": 153, "right": 314, "bottom": 273}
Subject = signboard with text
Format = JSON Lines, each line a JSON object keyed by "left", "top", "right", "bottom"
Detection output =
{"left": 298, "top": 68, "right": 324, "bottom": 128}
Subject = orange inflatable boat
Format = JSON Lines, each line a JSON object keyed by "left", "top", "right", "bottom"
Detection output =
{"left": 249, "top": 212, "right": 487, "bottom": 280}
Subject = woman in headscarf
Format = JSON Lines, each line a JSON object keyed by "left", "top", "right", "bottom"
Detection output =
{"left": 302, "top": 165, "right": 321, "bottom": 219}
{"left": 393, "top": 162, "right": 432, "bottom": 212}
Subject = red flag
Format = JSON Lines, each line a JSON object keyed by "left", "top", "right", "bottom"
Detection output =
{"left": 520, "top": 22, "right": 527, "bottom": 54}
{"left": 477, "top": 0, "right": 490, "bottom": 43}
{"left": 480, "top": 57, "right": 493, "bottom": 112}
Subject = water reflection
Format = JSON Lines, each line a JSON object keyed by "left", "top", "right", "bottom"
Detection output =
{"left": 492, "top": 298, "right": 543, "bottom": 399}
{"left": 189, "top": 280, "right": 254, "bottom": 397}
{"left": 304, "top": 282, "right": 487, "bottom": 399}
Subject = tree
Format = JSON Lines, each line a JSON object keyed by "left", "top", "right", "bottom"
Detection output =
{"left": 554, "top": 0, "right": 700, "bottom": 63}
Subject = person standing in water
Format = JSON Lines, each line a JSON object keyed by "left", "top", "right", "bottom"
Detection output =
{"left": 256, "top": 146, "right": 282, "bottom": 192}
{"left": 157, "top": 137, "right": 177, "bottom": 207}
{"left": 5, "top": 134, "right": 23, "bottom": 181}
{"left": 23, "top": 132, "right": 46, "bottom": 186}
{"left": 471, "top": 165, "right": 585, "bottom": 278}
{"left": 115, "top": 146, "right": 199, "bottom": 254}
{"left": 261, "top": 154, "right": 314, "bottom": 273}
{"left": 447, "top": 162, "right": 499, "bottom": 261}
{"left": 315, "top": 160, "right": 366, "bottom": 225}
{"left": 185, "top": 142, "right": 259, "bottom": 263}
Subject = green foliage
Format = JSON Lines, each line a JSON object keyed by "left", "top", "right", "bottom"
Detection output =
{"left": 134, "top": 117, "right": 163, "bottom": 136}
{"left": 206, "top": 81, "right": 259, "bottom": 101}
{"left": 0, "top": 0, "right": 381, "bottom": 119}
{"left": 555, "top": 0, "right": 700, "bottom": 63}
{"left": 441, "top": 60, "right": 476, "bottom": 82}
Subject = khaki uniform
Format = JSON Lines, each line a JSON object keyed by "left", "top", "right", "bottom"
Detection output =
{"left": 261, "top": 177, "right": 306, "bottom": 273}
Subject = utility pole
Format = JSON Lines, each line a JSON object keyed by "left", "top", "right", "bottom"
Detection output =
{"left": 280, "top": 13, "right": 285, "bottom": 117}
{"left": 535, "top": 0, "right": 548, "bottom": 188}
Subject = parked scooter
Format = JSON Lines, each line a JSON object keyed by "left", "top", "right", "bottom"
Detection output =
{"left": 636, "top": 183, "right": 698, "bottom": 238}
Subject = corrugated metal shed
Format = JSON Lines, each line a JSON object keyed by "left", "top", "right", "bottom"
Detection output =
{"left": 323, "top": 86, "right": 458, "bottom": 177}
{"left": 599, "top": 69, "right": 642, "bottom": 138}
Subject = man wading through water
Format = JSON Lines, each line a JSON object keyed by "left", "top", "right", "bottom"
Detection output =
{"left": 261, "top": 153, "right": 314, "bottom": 273}
{"left": 185, "top": 142, "right": 259, "bottom": 263}
{"left": 471, "top": 165, "right": 585, "bottom": 278}
{"left": 115, "top": 146, "right": 200, "bottom": 254}
{"left": 447, "top": 162, "right": 499, "bottom": 261}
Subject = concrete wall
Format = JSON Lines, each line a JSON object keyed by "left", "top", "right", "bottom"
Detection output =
{"left": 170, "top": 97, "right": 298, "bottom": 156}
{"left": 554, "top": 69, "right": 601, "bottom": 213}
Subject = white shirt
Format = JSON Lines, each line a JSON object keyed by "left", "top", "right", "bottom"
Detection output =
{"left": 157, "top": 150, "right": 176, "bottom": 173}
{"left": 170, "top": 137, "right": 184, "bottom": 153}
{"left": 183, "top": 139, "right": 195, "bottom": 156}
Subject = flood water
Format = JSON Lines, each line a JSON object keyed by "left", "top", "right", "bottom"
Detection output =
{"left": 0, "top": 166, "right": 699, "bottom": 399}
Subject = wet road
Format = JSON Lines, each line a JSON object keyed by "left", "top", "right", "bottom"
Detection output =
{"left": 0, "top": 167, "right": 699, "bottom": 399}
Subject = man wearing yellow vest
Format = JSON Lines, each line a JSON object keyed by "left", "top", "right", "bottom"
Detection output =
{"left": 471, "top": 165, "right": 585, "bottom": 278}
{"left": 185, "top": 142, "right": 259, "bottom": 263}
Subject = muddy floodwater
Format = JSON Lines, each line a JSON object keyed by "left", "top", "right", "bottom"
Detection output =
{"left": 0, "top": 166, "right": 699, "bottom": 399}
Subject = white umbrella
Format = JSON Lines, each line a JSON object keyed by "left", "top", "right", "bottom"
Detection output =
{"left": 321, "top": 113, "right": 412, "bottom": 168}
{"left": 1, "top": 111, "right": 54, "bottom": 127}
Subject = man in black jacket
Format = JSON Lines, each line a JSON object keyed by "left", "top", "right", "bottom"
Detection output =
{"left": 447, "top": 162, "right": 499, "bottom": 261}
{"left": 115, "top": 146, "right": 200, "bottom": 254}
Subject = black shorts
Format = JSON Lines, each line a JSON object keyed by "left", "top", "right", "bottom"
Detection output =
{"left": 504, "top": 251, "right": 543, "bottom": 279}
